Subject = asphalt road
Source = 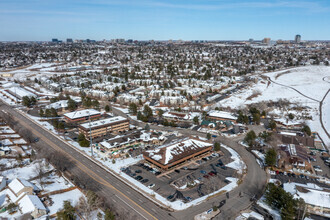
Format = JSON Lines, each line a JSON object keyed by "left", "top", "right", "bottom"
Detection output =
{"left": 1, "top": 101, "right": 268, "bottom": 220}
{"left": 112, "top": 106, "right": 268, "bottom": 219}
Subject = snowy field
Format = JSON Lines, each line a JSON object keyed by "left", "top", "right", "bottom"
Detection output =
{"left": 322, "top": 91, "right": 330, "bottom": 138}
{"left": 216, "top": 66, "right": 330, "bottom": 147}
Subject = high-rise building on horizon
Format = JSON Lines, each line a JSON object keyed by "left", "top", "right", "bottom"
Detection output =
{"left": 295, "top": 34, "right": 301, "bottom": 44}
{"left": 262, "top": 38, "right": 271, "bottom": 45}
{"left": 66, "top": 38, "right": 73, "bottom": 43}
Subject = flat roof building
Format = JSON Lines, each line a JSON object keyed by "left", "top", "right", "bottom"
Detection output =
{"left": 78, "top": 116, "right": 129, "bottom": 139}
{"left": 207, "top": 110, "right": 237, "bottom": 122}
{"left": 143, "top": 137, "right": 213, "bottom": 170}
{"left": 63, "top": 109, "right": 101, "bottom": 123}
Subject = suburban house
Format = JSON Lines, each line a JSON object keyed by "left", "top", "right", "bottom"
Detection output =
{"left": 18, "top": 195, "right": 47, "bottom": 218}
{"left": 63, "top": 109, "right": 101, "bottom": 123}
{"left": 6, "top": 178, "right": 47, "bottom": 218}
{"left": 78, "top": 116, "right": 130, "bottom": 139}
{"left": 0, "top": 176, "right": 6, "bottom": 191}
{"left": 143, "top": 137, "right": 213, "bottom": 170}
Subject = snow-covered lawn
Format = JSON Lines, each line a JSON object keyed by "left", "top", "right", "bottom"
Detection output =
{"left": 48, "top": 189, "right": 84, "bottom": 215}
{"left": 322, "top": 91, "right": 330, "bottom": 137}
{"left": 1, "top": 160, "right": 50, "bottom": 181}
{"left": 216, "top": 66, "right": 330, "bottom": 147}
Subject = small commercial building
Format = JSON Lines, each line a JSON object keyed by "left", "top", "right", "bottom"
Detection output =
{"left": 78, "top": 116, "right": 129, "bottom": 139}
{"left": 63, "top": 109, "right": 101, "bottom": 123}
{"left": 207, "top": 110, "right": 237, "bottom": 122}
{"left": 143, "top": 137, "right": 213, "bottom": 170}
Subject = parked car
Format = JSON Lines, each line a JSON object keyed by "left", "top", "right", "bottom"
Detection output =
{"left": 203, "top": 175, "right": 210, "bottom": 179}
{"left": 135, "top": 176, "right": 143, "bottom": 180}
{"left": 175, "top": 169, "right": 180, "bottom": 173}
{"left": 200, "top": 170, "right": 207, "bottom": 174}
{"left": 221, "top": 166, "right": 227, "bottom": 170}
{"left": 185, "top": 196, "right": 192, "bottom": 202}
{"left": 141, "top": 179, "right": 149, "bottom": 183}
{"left": 135, "top": 170, "right": 142, "bottom": 173}
{"left": 208, "top": 172, "right": 215, "bottom": 177}
{"left": 167, "top": 195, "right": 174, "bottom": 200}
{"left": 148, "top": 183, "right": 155, "bottom": 188}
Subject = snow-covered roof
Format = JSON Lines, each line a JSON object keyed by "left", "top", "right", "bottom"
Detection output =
{"left": 7, "top": 87, "right": 37, "bottom": 98}
{"left": 64, "top": 109, "right": 101, "bottom": 120}
{"left": 79, "top": 116, "right": 127, "bottom": 129}
{"left": 144, "top": 138, "right": 212, "bottom": 165}
{"left": 8, "top": 178, "right": 35, "bottom": 195}
{"left": 208, "top": 110, "right": 237, "bottom": 120}
{"left": 283, "top": 182, "right": 330, "bottom": 209}
{"left": 18, "top": 195, "right": 46, "bottom": 214}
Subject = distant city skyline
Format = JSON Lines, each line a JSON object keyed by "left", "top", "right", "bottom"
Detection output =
{"left": 0, "top": 0, "right": 330, "bottom": 41}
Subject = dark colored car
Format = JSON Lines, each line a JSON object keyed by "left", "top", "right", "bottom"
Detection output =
{"left": 135, "top": 170, "right": 142, "bottom": 173}
{"left": 174, "top": 169, "right": 180, "bottom": 173}
{"left": 141, "top": 179, "right": 149, "bottom": 183}
{"left": 135, "top": 176, "right": 143, "bottom": 180}
{"left": 203, "top": 175, "right": 210, "bottom": 179}
{"left": 167, "top": 195, "right": 174, "bottom": 200}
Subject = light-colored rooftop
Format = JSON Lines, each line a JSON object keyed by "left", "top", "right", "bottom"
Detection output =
{"left": 80, "top": 116, "right": 127, "bottom": 129}
{"left": 208, "top": 110, "right": 237, "bottom": 120}
{"left": 64, "top": 109, "right": 101, "bottom": 120}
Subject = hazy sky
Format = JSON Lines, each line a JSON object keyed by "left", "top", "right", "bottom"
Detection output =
{"left": 1, "top": 0, "right": 329, "bottom": 41}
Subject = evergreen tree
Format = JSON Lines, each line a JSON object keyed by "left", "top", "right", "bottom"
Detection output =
{"left": 57, "top": 200, "right": 76, "bottom": 220}
{"left": 67, "top": 98, "right": 77, "bottom": 111}
{"left": 265, "top": 148, "right": 277, "bottom": 167}
{"left": 244, "top": 130, "right": 256, "bottom": 146}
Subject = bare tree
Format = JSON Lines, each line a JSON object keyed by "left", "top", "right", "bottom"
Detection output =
{"left": 77, "top": 191, "right": 103, "bottom": 220}
{"left": 33, "top": 160, "right": 46, "bottom": 190}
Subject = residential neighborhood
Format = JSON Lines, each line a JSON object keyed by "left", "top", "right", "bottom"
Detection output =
{"left": 0, "top": 39, "right": 329, "bottom": 220}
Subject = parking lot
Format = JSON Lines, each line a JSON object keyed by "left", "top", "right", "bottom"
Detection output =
{"left": 124, "top": 147, "right": 237, "bottom": 203}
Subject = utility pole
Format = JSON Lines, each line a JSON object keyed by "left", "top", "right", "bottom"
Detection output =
{"left": 88, "top": 111, "right": 94, "bottom": 156}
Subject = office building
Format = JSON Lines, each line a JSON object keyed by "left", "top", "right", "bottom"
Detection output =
{"left": 78, "top": 116, "right": 129, "bottom": 139}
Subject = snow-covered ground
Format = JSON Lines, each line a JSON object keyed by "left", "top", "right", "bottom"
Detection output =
{"left": 0, "top": 158, "right": 84, "bottom": 219}
{"left": 257, "top": 196, "right": 281, "bottom": 220}
{"left": 216, "top": 66, "right": 330, "bottom": 147}
{"left": 222, "top": 144, "right": 246, "bottom": 174}
{"left": 322, "top": 90, "right": 330, "bottom": 138}
{"left": 283, "top": 182, "right": 330, "bottom": 209}
{"left": 48, "top": 189, "right": 84, "bottom": 215}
